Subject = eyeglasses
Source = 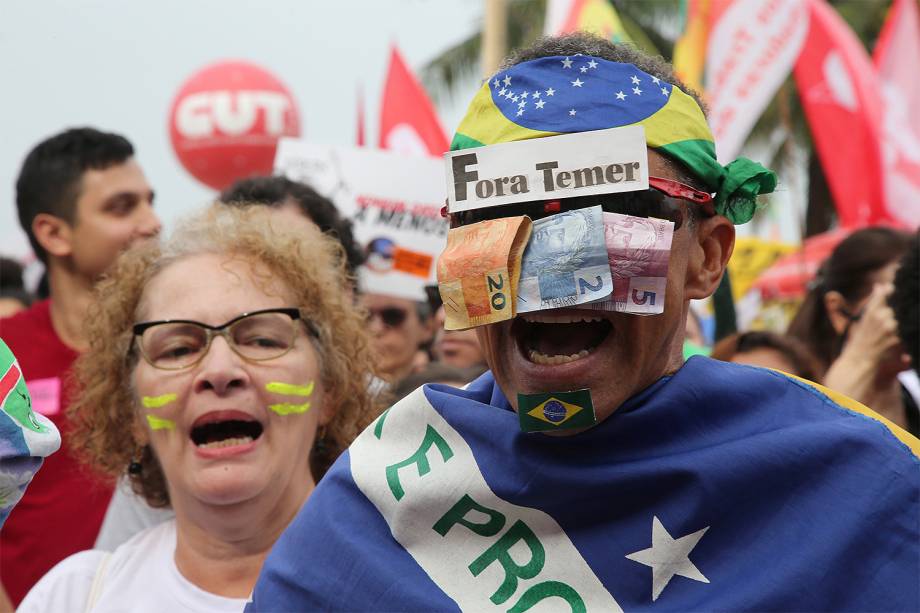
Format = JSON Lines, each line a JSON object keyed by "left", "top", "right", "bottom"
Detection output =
{"left": 444, "top": 176, "right": 714, "bottom": 231}
{"left": 132, "top": 308, "right": 315, "bottom": 371}
{"left": 366, "top": 306, "right": 409, "bottom": 328}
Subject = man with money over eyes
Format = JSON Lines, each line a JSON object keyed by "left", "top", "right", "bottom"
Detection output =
{"left": 248, "top": 34, "right": 919, "bottom": 612}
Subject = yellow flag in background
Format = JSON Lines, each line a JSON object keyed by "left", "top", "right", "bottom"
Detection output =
{"left": 672, "top": 0, "right": 712, "bottom": 94}
{"left": 554, "top": 0, "right": 632, "bottom": 44}
{"left": 727, "top": 236, "right": 796, "bottom": 302}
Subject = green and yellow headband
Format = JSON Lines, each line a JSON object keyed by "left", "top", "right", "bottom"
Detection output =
{"left": 451, "top": 55, "right": 776, "bottom": 224}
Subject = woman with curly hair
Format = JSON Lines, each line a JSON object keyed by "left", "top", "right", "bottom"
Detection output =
{"left": 19, "top": 205, "right": 377, "bottom": 612}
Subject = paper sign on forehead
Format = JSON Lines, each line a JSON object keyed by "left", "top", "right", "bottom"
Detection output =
{"left": 274, "top": 139, "right": 447, "bottom": 302}
{"left": 445, "top": 125, "right": 649, "bottom": 214}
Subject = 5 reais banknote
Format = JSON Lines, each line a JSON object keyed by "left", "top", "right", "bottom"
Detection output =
{"left": 581, "top": 212, "right": 674, "bottom": 314}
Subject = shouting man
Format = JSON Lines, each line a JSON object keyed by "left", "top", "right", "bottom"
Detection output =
{"left": 247, "top": 35, "right": 919, "bottom": 611}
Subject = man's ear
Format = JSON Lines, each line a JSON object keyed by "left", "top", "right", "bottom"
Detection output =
{"left": 685, "top": 215, "right": 735, "bottom": 300}
{"left": 32, "top": 213, "right": 74, "bottom": 259}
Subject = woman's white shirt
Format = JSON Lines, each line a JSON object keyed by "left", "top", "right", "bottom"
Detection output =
{"left": 18, "top": 519, "right": 249, "bottom": 613}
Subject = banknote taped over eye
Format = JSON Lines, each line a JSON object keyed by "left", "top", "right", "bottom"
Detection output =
{"left": 436, "top": 205, "right": 674, "bottom": 329}
{"left": 516, "top": 205, "right": 613, "bottom": 313}
{"left": 437, "top": 216, "right": 533, "bottom": 330}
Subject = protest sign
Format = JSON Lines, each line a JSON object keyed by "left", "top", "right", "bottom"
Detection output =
{"left": 274, "top": 138, "right": 447, "bottom": 301}
{"left": 444, "top": 126, "right": 648, "bottom": 213}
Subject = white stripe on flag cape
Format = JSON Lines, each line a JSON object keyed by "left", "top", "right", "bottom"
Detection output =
{"left": 350, "top": 386, "right": 622, "bottom": 611}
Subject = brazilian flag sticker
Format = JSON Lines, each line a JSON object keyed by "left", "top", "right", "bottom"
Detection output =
{"left": 517, "top": 389, "right": 596, "bottom": 432}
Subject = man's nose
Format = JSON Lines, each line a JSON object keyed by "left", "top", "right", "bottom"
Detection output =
{"left": 137, "top": 201, "right": 162, "bottom": 238}
{"left": 367, "top": 314, "right": 385, "bottom": 336}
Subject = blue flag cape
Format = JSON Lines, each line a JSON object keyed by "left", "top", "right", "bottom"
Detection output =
{"left": 249, "top": 357, "right": 919, "bottom": 612}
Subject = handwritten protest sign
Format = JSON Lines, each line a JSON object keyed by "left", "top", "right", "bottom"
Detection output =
{"left": 274, "top": 139, "right": 447, "bottom": 301}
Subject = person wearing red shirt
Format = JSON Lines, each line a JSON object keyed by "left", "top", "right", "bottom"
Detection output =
{"left": 0, "top": 127, "right": 160, "bottom": 606}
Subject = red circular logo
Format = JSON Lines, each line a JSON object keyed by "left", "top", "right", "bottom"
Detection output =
{"left": 168, "top": 60, "right": 301, "bottom": 190}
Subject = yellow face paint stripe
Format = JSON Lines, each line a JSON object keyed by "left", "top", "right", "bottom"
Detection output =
{"left": 269, "top": 402, "right": 312, "bottom": 416}
{"left": 265, "top": 381, "right": 315, "bottom": 397}
{"left": 784, "top": 373, "right": 920, "bottom": 458}
{"left": 142, "top": 393, "right": 177, "bottom": 409}
{"left": 146, "top": 414, "right": 176, "bottom": 430}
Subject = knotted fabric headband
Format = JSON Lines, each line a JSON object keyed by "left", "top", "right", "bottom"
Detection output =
{"left": 451, "top": 55, "right": 777, "bottom": 224}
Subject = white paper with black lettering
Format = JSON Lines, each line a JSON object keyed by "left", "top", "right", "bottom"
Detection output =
{"left": 445, "top": 126, "right": 648, "bottom": 213}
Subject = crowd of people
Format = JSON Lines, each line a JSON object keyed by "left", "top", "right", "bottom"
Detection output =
{"left": 1, "top": 32, "right": 917, "bottom": 612}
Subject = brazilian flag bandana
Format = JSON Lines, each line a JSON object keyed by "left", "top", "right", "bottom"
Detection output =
{"left": 451, "top": 55, "right": 777, "bottom": 224}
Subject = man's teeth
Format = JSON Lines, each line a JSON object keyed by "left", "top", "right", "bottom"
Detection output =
{"left": 197, "top": 436, "right": 254, "bottom": 449}
{"left": 521, "top": 313, "right": 604, "bottom": 324}
{"left": 529, "top": 349, "right": 591, "bottom": 365}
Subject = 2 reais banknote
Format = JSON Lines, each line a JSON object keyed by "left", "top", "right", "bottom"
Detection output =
{"left": 516, "top": 206, "right": 613, "bottom": 313}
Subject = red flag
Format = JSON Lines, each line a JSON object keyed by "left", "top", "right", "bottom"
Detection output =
{"left": 873, "top": 0, "right": 920, "bottom": 228}
{"left": 356, "top": 85, "right": 366, "bottom": 147}
{"left": 793, "top": 0, "right": 892, "bottom": 227}
{"left": 378, "top": 45, "right": 448, "bottom": 157}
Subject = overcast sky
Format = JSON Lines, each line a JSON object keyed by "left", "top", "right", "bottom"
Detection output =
{"left": 1, "top": 0, "right": 482, "bottom": 259}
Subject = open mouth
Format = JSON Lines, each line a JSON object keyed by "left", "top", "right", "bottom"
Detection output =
{"left": 513, "top": 312, "right": 613, "bottom": 365}
{"left": 190, "top": 414, "right": 264, "bottom": 450}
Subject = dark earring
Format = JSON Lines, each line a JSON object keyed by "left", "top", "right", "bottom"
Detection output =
{"left": 314, "top": 426, "right": 328, "bottom": 456}
{"left": 128, "top": 449, "right": 143, "bottom": 475}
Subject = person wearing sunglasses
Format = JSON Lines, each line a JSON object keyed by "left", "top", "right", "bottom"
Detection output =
{"left": 18, "top": 206, "right": 376, "bottom": 612}
{"left": 362, "top": 294, "right": 435, "bottom": 384}
{"left": 248, "top": 34, "right": 919, "bottom": 612}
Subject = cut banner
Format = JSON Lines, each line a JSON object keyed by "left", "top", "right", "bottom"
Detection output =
{"left": 274, "top": 139, "right": 447, "bottom": 301}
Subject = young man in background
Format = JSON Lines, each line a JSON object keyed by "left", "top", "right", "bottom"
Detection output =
{"left": 0, "top": 127, "right": 160, "bottom": 605}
